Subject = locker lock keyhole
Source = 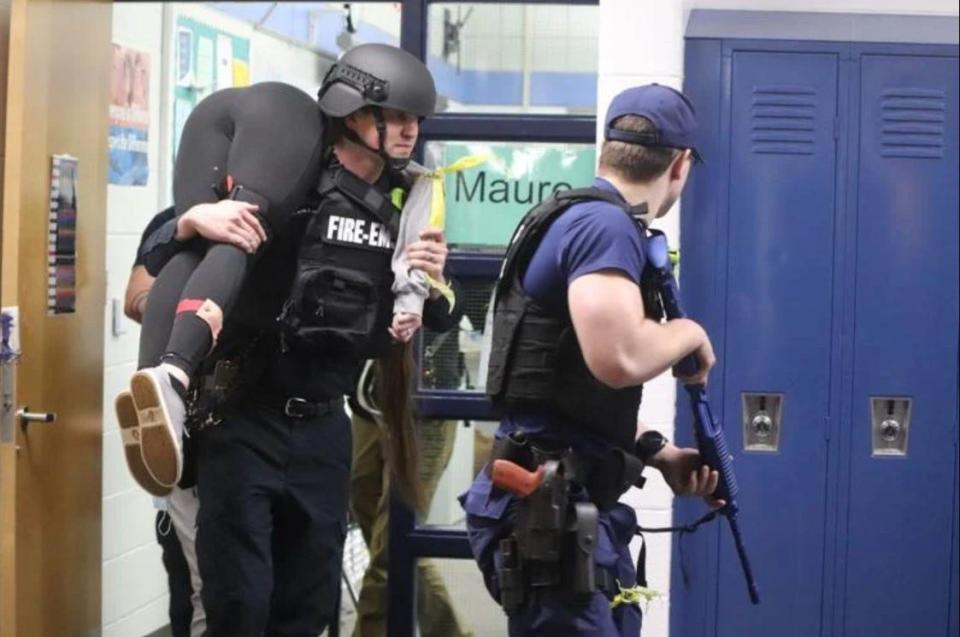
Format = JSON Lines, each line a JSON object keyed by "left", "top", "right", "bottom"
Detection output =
{"left": 870, "top": 396, "right": 911, "bottom": 457}
{"left": 751, "top": 412, "right": 773, "bottom": 438}
{"left": 742, "top": 392, "right": 783, "bottom": 452}
{"left": 879, "top": 418, "right": 901, "bottom": 442}
{"left": 880, "top": 400, "right": 900, "bottom": 442}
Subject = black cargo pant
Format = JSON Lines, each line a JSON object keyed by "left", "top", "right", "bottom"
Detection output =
{"left": 196, "top": 397, "right": 350, "bottom": 636}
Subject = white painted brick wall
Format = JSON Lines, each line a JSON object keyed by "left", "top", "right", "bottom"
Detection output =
{"left": 103, "top": 5, "right": 169, "bottom": 634}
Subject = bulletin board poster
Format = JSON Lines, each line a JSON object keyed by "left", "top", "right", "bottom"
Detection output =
{"left": 109, "top": 44, "right": 151, "bottom": 186}
{"left": 172, "top": 16, "right": 250, "bottom": 165}
{"left": 48, "top": 155, "right": 79, "bottom": 315}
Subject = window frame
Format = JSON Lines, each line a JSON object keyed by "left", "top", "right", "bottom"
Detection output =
{"left": 405, "top": 0, "right": 599, "bottom": 420}
{"left": 393, "top": 3, "right": 598, "bottom": 635}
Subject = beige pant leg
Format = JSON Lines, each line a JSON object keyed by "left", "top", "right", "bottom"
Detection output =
{"left": 352, "top": 417, "right": 476, "bottom": 637}
{"left": 168, "top": 486, "right": 206, "bottom": 637}
{"left": 351, "top": 413, "right": 390, "bottom": 637}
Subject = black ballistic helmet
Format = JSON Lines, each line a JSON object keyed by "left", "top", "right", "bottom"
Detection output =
{"left": 318, "top": 43, "right": 437, "bottom": 119}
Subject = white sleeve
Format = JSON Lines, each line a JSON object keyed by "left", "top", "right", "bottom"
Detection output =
{"left": 391, "top": 175, "right": 432, "bottom": 317}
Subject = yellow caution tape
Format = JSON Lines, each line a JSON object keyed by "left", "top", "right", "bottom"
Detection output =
{"left": 415, "top": 154, "right": 491, "bottom": 309}
{"left": 424, "top": 154, "right": 491, "bottom": 228}
{"left": 609, "top": 580, "right": 663, "bottom": 610}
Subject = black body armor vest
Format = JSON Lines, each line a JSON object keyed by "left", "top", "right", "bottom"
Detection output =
{"left": 486, "top": 188, "right": 664, "bottom": 452}
{"left": 279, "top": 164, "right": 403, "bottom": 359}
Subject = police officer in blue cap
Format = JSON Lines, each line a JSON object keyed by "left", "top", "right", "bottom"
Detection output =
{"left": 461, "top": 84, "right": 723, "bottom": 635}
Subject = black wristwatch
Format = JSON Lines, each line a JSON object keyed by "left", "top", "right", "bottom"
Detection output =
{"left": 636, "top": 430, "right": 668, "bottom": 463}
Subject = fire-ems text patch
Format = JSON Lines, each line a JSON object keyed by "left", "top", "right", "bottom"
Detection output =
{"left": 324, "top": 215, "right": 395, "bottom": 251}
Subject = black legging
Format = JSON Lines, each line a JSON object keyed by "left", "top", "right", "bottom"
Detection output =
{"left": 140, "top": 82, "right": 325, "bottom": 375}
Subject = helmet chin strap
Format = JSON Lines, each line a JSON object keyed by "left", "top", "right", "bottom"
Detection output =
{"left": 345, "top": 107, "right": 411, "bottom": 172}
{"left": 372, "top": 107, "right": 412, "bottom": 171}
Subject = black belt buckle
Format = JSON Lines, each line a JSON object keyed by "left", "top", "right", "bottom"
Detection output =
{"left": 283, "top": 397, "right": 314, "bottom": 419}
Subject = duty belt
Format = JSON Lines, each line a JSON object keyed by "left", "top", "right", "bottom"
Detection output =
{"left": 488, "top": 432, "right": 647, "bottom": 510}
{"left": 255, "top": 391, "right": 343, "bottom": 419}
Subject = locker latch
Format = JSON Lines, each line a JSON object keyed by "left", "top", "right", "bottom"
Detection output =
{"left": 870, "top": 397, "right": 911, "bottom": 457}
{"left": 741, "top": 393, "right": 783, "bottom": 452}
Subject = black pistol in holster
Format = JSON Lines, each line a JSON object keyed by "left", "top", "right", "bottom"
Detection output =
{"left": 186, "top": 358, "right": 240, "bottom": 430}
{"left": 489, "top": 434, "right": 601, "bottom": 612}
{"left": 185, "top": 334, "right": 265, "bottom": 431}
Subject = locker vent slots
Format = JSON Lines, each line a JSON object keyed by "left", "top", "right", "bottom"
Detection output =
{"left": 750, "top": 85, "right": 817, "bottom": 155}
{"left": 880, "top": 88, "right": 946, "bottom": 159}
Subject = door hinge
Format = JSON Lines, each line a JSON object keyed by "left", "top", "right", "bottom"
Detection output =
{"left": 1, "top": 307, "right": 22, "bottom": 445}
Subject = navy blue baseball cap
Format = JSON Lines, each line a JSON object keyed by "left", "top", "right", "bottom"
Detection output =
{"left": 604, "top": 84, "right": 703, "bottom": 162}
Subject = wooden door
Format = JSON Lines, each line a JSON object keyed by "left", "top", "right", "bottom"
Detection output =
{"left": 1, "top": 0, "right": 111, "bottom": 634}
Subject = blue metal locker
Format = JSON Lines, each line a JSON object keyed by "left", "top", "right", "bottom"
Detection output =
{"left": 953, "top": 422, "right": 959, "bottom": 637}
{"left": 717, "top": 49, "right": 840, "bottom": 637}
{"left": 679, "top": 16, "right": 958, "bottom": 637}
{"left": 952, "top": 434, "right": 959, "bottom": 637}
{"left": 839, "top": 53, "right": 959, "bottom": 637}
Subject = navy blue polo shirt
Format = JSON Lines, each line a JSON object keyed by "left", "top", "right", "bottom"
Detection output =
{"left": 499, "top": 177, "right": 647, "bottom": 454}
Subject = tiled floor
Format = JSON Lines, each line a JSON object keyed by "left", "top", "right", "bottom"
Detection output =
{"left": 331, "top": 558, "right": 504, "bottom": 637}
{"left": 331, "top": 526, "right": 505, "bottom": 637}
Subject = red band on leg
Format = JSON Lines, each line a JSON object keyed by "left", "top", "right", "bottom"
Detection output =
{"left": 175, "top": 299, "right": 205, "bottom": 315}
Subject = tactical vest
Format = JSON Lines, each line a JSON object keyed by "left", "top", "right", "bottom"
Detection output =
{"left": 486, "top": 188, "right": 664, "bottom": 452}
{"left": 279, "top": 164, "right": 403, "bottom": 359}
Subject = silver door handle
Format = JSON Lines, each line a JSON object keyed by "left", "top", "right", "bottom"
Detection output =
{"left": 17, "top": 407, "right": 56, "bottom": 427}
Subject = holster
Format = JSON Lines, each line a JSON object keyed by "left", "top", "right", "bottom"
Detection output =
{"left": 489, "top": 432, "right": 647, "bottom": 509}
{"left": 489, "top": 432, "right": 646, "bottom": 612}
{"left": 184, "top": 334, "right": 265, "bottom": 433}
{"left": 517, "top": 460, "right": 567, "bottom": 586}
{"left": 486, "top": 431, "right": 535, "bottom": 474}
{"left": 502, "top": 469, "right": 602, "bottom": 610}
{"left": 498, "top": 536, "right": 525, "bottom": 612}
{"left": 570, "top": 502, "right": 599, "bottom": 596}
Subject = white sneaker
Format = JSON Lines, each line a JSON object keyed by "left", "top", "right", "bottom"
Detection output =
{"left": 130, "top": 367, "right": 185, "bottom": 488}
{"left": 115, "top": 391, "right": 172, "bottom": 496}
